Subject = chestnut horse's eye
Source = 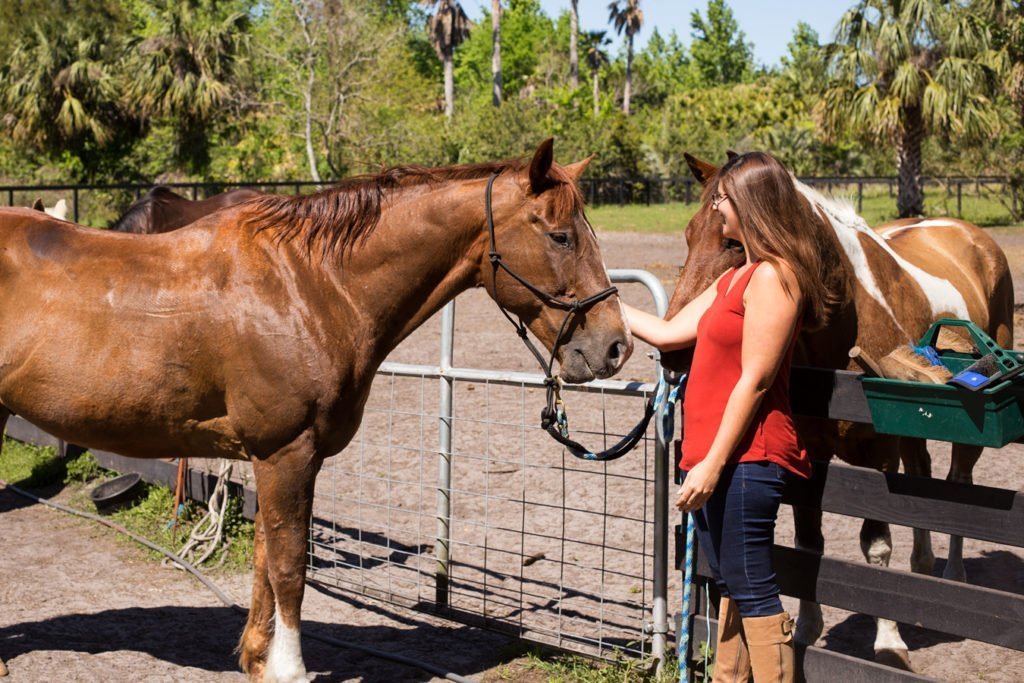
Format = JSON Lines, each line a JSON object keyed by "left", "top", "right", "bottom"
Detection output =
{"left": 724, "top": 239, "right": 744, "bottom": 252}
{"left": 549, "top": 232, "right": 571, "bottom": 248}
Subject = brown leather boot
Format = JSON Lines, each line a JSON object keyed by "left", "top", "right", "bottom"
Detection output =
{"left": 741, "top": 612, "right": 795, "bottom": 683}
{"left": 712, "top": 596, "right": 751, "bottom": 682}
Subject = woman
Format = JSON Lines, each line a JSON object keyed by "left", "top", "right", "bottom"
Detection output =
{"left": 624, "top": 152, "right": 839, "bottom": 682}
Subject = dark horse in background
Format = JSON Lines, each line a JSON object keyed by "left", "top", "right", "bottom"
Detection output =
{"left": 109, "top": 185, "right": 261, "bottom": 234}
{"left": 665, "top": 153, "right": 1012, "bottom": 670}
{"left": 0, "top": 140, "right": 632, "bottom": 681}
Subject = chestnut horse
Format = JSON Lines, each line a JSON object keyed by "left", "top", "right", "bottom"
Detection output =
{"left": 0, "top": 140, "right": 632, "bottom": 681}
{"left": 109, "top": 185, "right": 261, "bottom": 234}
{"left": 666, "top": 154, "right": 1012, "bottom": 669}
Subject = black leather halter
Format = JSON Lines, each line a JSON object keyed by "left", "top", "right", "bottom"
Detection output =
{"left": 485, "top": 173, "right": 657, "bottom": 461}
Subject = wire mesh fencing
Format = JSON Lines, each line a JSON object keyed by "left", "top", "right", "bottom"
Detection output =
{"left": 306, "top": 271, "right": 674, "bottom": 662}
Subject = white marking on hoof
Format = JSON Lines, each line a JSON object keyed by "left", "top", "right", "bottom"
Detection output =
{"left": 795, "top": 600, "right": 824, "bottom": 646}
{"left": 264, "top": 612, "right": 307, "bottom": 683}
{"left": 874, "top": 618, "right": 909, "bottom": 654}
{"left": 863, "top": 535, "right": 892, "bottom": 567}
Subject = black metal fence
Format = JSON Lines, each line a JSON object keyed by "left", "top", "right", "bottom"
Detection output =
{"left": 1, "top": 176, "right": 1020, "bottom": 224}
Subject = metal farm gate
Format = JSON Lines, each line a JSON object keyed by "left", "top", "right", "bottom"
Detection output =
{"left": 303, "top": 270, "right": 676, "bottom": 665}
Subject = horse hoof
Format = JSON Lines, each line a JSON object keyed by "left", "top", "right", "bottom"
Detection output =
{"left": 942, "top": 566, "right": 967, "bottom": 582}
{"left": 875, "top": 648, "right": 914, "bottom": 671}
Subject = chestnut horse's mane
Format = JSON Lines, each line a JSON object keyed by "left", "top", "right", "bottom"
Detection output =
{"left": 244, "top": 158, "right": 585, "bottom": 260}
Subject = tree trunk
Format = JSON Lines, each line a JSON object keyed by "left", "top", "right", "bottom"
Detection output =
{"left": 592, "top": 68, "right": 600, "bottom": 117}
{"left": 444, "top": 50, "right": 455, "bottom": 119}
{"left": 569, "top": 0, "right": 579, "bottom": 88}
{"left": 623, "top": 34, "right": 633, "bottom": 115}
{"left": 492, "top": 0, "right": 502, "bottom": 107}
{"left": 896, "top": 106, "right": 924, "bottom": 217}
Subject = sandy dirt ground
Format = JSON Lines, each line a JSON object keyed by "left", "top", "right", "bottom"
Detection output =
{"left": 1, "top": 228, "right": 1023, "bottom": 682}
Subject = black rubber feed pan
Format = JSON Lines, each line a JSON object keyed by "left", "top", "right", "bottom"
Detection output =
{"left": 89, "top": 473, "right": 143, "bottom": 511}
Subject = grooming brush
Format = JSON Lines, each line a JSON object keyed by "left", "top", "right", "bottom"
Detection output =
{"left": 878, "top": 345, "right": 954, "bottom": 384}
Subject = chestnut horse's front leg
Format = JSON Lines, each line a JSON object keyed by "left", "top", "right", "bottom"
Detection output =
{"left": 241, "top": 433, "right": 323, "bottom": 683}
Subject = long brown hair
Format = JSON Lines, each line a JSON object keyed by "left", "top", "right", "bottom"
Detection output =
{"left": 710, "top": 151, "right": 843, "bottom": 330}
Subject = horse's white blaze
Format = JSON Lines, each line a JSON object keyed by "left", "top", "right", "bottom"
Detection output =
{"left": 265, "top": 611, "right": 307, "bottom": 683}
{"left": 874, "top": 618, "right": 909, "bottom": 653}
{"left": 794, "top": 183, "right": 970, "bottom": 323}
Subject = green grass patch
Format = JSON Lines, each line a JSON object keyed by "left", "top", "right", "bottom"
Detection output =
{"left": 491, "top": 646, "right": 683, "bottom": 683}
{"left": 588, "top": 203, "right": 695, "bottom": 234}
{"left": 75, "top": 476, "right": 255, "bottom": 573}
{"left": 0, "top": 437, "right": 66, "bottom": 488}
{"left": 2, "top": 436, "right": 253, "bottom": 572}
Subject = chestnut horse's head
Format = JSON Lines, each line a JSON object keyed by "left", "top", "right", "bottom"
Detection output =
{"left": 483, "top": 139, "right": 632, "bottom": 383}
{"left": 661, "top": 152, "right": 746, "bottom": 372}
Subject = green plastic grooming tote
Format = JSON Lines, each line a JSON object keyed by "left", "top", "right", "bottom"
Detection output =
{"left": 860, "top": 319, "right": 1024, "bottom": 447}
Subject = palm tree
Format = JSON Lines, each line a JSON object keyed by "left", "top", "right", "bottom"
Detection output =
{"left": 425, "top": 0, "right": 471, "bottom": 119}
{"left": 816, "top": 0, "right": 1002, "bottom": 217}
{"left": 492, "top": 0, "right": 502, "bottom": 107}
{"left": 0, "top": 17, "right": 134, "bottom": 179}
{"left": 608, "top": 0, "right": 643, "bottom": 115}
{"left": 583, "top": 30, "right": 611, "bottom": 117}
{"left": 127, "top": 0, "right": 251, "bottom": 174}
{"left": 570, "top": 0, "right": 580, "bottom": 87}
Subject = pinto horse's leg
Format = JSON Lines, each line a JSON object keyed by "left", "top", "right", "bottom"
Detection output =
{"left": 244, "top": 439, "right": 322, "bottom": 683}
{"left": 900, "top": 438, "right": 936, "bottom": 575}
{"left": 859, "top": 518, "right": 911, "bottom": 669}
{"left": 943, "top": 443, "right": 983, "bottom": 582}
{"left": 239, "top": 510, "right": 275, "bottom": 681}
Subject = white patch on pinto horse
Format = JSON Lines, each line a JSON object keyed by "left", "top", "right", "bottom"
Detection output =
{"left": 265, "top": 611, "right": 307, "bottom": 683}
{"left": 878, "top": 219, "right": 957, "bottom": 240}
{"left": 794, "top": 183, "right": 970, "bottom": 323}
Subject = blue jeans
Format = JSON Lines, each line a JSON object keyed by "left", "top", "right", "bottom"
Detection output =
{"left": 684, "top": 461, "right": 789, "bottom": 617}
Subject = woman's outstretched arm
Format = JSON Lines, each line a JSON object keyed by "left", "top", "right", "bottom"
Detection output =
{"left": 623, "top": 273, "right": 724, "bottom": 351}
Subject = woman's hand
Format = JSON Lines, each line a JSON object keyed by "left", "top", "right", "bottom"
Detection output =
{"left": 674, "top": 458, "right": 722, "bottom": 512}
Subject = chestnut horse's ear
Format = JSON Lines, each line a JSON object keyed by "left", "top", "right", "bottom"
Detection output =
{"left": 726, "top": 150, "right": 739, "bottom": 160}
{"left": 562, "top": 154, "right": 594, "bottom": 183}
{"left": 683, "top": 153, "right": 719, "bottom": 186}
{"left": 31, "top": 198, "right": 44, "bottom": 211}
{"left": 529, "top": 138, "right": 555, "bottom": 194}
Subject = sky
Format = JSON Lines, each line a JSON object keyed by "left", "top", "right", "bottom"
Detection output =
{"left": 462, "top": 1, "right": 855, "bottom": 70}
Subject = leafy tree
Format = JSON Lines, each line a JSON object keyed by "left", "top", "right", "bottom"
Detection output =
{"left": 817, "top": 0, "right": 1004, "bottom": 217}
{"left": 583, "top": 30, "right": 611, "bottom": 116}
{"left": 608, "top": 0, "right": 643, "bottom": 115}
{"left": 0, "top": 2, "right": 138, "bottom": 181}
{"left": 779, "top": 21, "right": 827, "bottom": 99}
{"left": 492, "top": 0, "right": 502, "bottom": 106}
{"left": 126, "top": 0, "right": 252, "bottom": 175}
{"left": 689, "top": 0, "right": 754, "bottom": 85}
{"left": 569, "top": 0, "right": 580, "bottom": 87}
{"left": 632, "top": 29, "right": 692, "bottom": 107}
{"left": 424, "top": 0, "right": 471, "bottom": 119}
{"left": 455, "top": 0, "right": 553, "bottom": 101}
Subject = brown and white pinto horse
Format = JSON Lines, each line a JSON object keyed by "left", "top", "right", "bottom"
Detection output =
{"left": 0, "top": 140, "right": 632, "bottom": 681}
{"left": 109, "top": 185, "right": 262, "bottom": 234}
{"left": 666, "top": 153, "right": 1013, "bottom": 669}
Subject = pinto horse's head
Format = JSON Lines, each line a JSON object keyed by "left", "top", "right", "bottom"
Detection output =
{"left": 482, "top": 139, "right": 632, "bottom": 383}
{"left": 661, "top": 153, "right": 746, "bottom": 372}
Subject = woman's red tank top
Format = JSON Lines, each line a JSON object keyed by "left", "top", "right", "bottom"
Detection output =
{"left": 680, "top": 262, "right": 811, "bottom": 478}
